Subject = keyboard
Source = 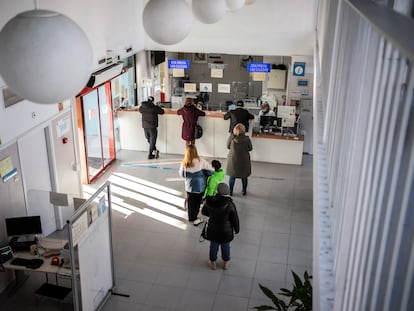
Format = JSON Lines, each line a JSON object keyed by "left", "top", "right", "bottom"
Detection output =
{"left": 10, "top": 257, "right": 31, "bottom": 266}
{"left": 10, "top": 257, "right": 44, "bottom": 269}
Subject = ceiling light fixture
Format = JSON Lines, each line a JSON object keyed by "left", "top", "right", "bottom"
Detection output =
{"left": 226, "top": 0, "right": 245, "bottom": 11}
{"left": 192, "top": 0, "right": 227, "bottom": 24}
{"left": 143, "top": 0, "right": 192, "bottom": 45}
{"left": 0, "top": 9, "right": 92, "bottom": 104}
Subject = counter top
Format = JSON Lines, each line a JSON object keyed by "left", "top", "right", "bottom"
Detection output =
{"left": 118, "top": 107, "right": 226, "bottom": 118}
{"left": 252, "top": 133, "right": 304, "bottom": 141}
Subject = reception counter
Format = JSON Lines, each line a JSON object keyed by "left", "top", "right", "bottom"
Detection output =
{"left": 117, "top": 108, "right": 304, "bottom": 165}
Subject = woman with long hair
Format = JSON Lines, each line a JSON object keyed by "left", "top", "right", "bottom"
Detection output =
{"left": 179, "top": 144, "right": 213, "bottom": 225}
{"left": 177, "top": 97, "right": 206, "bottom": 145}
{"left": 226, "top": 123, "right": 253, "bottom": 195}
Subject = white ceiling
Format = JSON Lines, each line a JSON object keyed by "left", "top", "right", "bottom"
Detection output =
{"left": 144, "top": 0, "right": 317, "bottom": 57}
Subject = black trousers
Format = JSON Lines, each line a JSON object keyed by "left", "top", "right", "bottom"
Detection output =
{"left": 144, "top": 127, "right": 158, "bottom": 155}
{"left": 186, "top": 192, "right": 203, "bottom": 222}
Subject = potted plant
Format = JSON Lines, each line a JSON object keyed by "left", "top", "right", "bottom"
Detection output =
{"left": 253, "top": 270, "right": 312, "bottom": 311}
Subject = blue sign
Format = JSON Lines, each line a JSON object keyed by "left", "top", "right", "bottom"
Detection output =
{"left": 293, "top": 62, "right": 306, "bottom": 76}
{"left": 247, "top": 62, "right": 271, "bottom": 72}
{"left": 168, "top": 59, "right": 190, "bottom": 69}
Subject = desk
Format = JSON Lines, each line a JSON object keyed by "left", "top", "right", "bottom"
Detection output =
{"left": 3, "top": 250, "right": 75, "bottom": 301}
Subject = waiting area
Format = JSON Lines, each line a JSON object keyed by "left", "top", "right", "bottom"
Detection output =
{"left": 0, "top": 150, "right": 313, "bottom": 311}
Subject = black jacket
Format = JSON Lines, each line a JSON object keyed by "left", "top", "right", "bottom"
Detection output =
{"left": 224, "top": 107, "right": 255, "bottom": 132}
{"left": 202, "top": 195, "right": 240, "bottom": 243}
{"left": 139, "top": 101, "right": 165, "bottom": 128}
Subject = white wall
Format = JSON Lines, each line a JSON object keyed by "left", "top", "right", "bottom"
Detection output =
{"left": 0, "top": 0, "right": 146, "bottom": 74}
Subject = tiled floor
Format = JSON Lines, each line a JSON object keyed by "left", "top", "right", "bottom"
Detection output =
{"left": 0, "top": 150, "right": 313, "bottom": 311}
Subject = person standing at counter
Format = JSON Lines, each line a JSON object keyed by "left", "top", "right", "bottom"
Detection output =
{"left": 179, "top": 144, "right": 213, "bottom": 226}
{"left": 139, "top": 96, "right": 165, "bottom": 159}
{"left": 177, "top": 97, "right": 206, "bottom": 145}
{"left": 224, "top": 100, "right": 254, "bottom": 133}
{"left": 226, "top": 123, "right": 253, "bottom": 196}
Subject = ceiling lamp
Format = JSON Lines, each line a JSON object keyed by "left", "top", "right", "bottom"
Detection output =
{"left": 226, "top": 0, "right": 245, "bottom": 11}
{"left": 192, "top": 0, "right": 226, "bottom": 24}
{"left": 0, "top": 10, "right": 92, "bottom": 104}
{"left": 143, "top": 0, "right": 192, "bottom": 45}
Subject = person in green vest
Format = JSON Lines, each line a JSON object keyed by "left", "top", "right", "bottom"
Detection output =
{"left": 204, "top": 160, "right": 225, "bottom": 198}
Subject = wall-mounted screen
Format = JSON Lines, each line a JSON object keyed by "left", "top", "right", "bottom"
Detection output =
{"left": 5, "top": 216, "right": 42, "bottom": 237}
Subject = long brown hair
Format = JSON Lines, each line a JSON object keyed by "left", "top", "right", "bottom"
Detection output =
{"left": 182, "top": 144, "right": 199, "bottom": 168}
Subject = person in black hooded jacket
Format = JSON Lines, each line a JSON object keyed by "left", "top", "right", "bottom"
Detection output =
{"left": 201, "top": 182, "right": 240, "bottom": 270}
{"left": 139, "top": 97, "right": 164, "bottom": 159}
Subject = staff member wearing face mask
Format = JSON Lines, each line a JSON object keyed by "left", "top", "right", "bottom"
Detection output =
{"left": 258, "top": 102, "right": 275, "bottom": 117}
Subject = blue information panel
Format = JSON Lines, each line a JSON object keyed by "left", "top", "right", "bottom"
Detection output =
{"left": 247, "top": 62, "right": 271, "bottom": 72}
{"left": 168, "top": 59, "right": 190, "bottom": 69}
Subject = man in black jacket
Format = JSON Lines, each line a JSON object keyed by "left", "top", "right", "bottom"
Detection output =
{"left": 223, "top": 100, "right": 254, "bottom": 133}
{"left": 139, "top": 97, "right": 165, "bottom": 159}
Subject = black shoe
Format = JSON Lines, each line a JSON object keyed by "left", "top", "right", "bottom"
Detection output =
{"left": 242, "top": 191, "right": 246, "bottom": 196}
{"left": 148, "top": 154, "right": 155, "bottom": 159}
{"left": 155, "top": 150, "right": 159, "bottom": 159}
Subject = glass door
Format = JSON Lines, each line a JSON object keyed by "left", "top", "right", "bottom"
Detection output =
{"left": 81, "top": 82, "right": 115, "bottom": 183}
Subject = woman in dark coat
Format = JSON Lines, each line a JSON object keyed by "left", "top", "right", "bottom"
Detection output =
{"left": 177, "top": 97, "right": 205, "bottom": 145}
{"left": 226, "top": 123, "right": 253, "bottom": 195}
{"left": 202, "top": 182, "right": 240, "bottom": 270}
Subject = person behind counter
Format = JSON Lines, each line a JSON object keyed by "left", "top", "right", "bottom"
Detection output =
{"left": 138, "top": 96, "right": 165, "bottom": 159}
{"left": 177, "top": 97, "right": 206, "bottom": 145}
{"left": 258, "top": 102, "right": 275, "bottom": 117}
{"left": 224, "top": 100, "right": 254, "bottom": 133}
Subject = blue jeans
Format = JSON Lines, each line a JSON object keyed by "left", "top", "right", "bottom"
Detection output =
{"left": 228, "top": 176, "right": 248, "bottom": 194}
{"left": 209, "top": 241, "right": 230, "bottom": 262}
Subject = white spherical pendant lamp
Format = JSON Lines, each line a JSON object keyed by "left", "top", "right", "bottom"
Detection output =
{"left": 143, "top": 0, "right": 192, "bottom": 45}
{"left": 192, "top": 0, "right": 226, "bottom": 24}
{"left": 0, "top": 10, "right": 92, "bottom": 104}
{"left": 226, "top": 0, "right": 245, "bottom": 11}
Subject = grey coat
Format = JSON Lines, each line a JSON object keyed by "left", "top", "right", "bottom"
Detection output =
{"left": 226, "top": 134, "right": 253, "bottom": 178}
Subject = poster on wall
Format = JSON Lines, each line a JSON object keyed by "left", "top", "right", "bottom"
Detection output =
{"left": 252, "top": 72, "right": 266, "bottom": 81}
{"left": 218, "top": 84, "right": 231, "bottom": 93}
{"left": 172, "top": 68, "right": 184, "bottom": 77}
{"left": 0, "top": 156, "right": 18, "bottom": 183}
{"left": 211, "top": 68, "right": 223, "bottom": 78}
{"left": 184, "top": 83, "right": 197, "bottom": 93}
{"left": 199, "top": 83, "right": 212, "bottom": 92}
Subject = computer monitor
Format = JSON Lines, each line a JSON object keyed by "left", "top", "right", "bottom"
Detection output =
{"left": 5, "top": 216, "right": 42, "bottom": 237}
{"left": 260, "top": 116, "right": 276, "bottom": 128}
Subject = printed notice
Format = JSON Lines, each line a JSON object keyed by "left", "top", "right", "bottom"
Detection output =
{"left": 253, "top": 72, "right": 266, "bottom": 81}
{"left": 0, "top": 156, "right": 13, "bottom": 177}
{"left": 71, "top": 212, "right": 88, "bottom": 246}
{"left": 56, "top": 115, "right": 70, "bottom": 138}
{"left": 211, "top": 68, "right": 223, "bottom": 78}
{"left": 50, "top": 191, "right": 69, "bottom": 206}
{"left": 200, "top": 83, "right": 212, "bottom": 92}
{"left": 218, "top": 84, "right": 230, "bottom": 93}
{"left": 184, "top": 83, "right": 197, "bottom": 93}
{"left": 172, "top": 68, "right": 184, "bottom": 77}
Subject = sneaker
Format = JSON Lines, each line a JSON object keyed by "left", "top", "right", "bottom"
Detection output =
{"left": 193, "top": 218, "right": 204, "bottom": 226}
{"left": 208, "top": 260, "right": 217, "bottom": 270}
{"left": 155, "top": 150, "right": 159, "bottom": 159}
{"left": 223, "top": 261, "right": 230, "bottom": 270}
{"left": 148, "top": 154, "right": 155, "bottom": 159}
